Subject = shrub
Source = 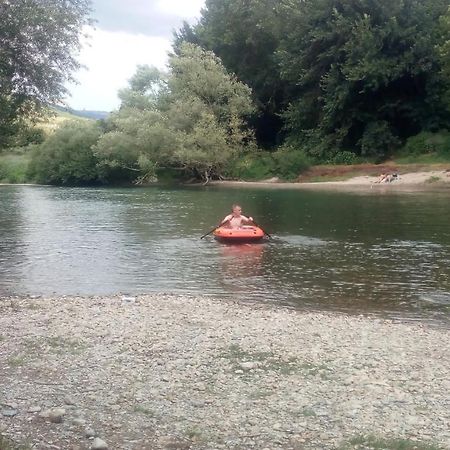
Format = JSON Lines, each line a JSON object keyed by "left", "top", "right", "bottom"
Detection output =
{"left": 327, "top": 150, "right": 358, "bottom": 165}
{"left": 401, "top": 130, "right": 450, "bottom": 157}
{"left": 0, "top": 153, "right": 30, "bottom": 183}
{"left": 225, "top": 152, "right": 275, "bottom": 180}
{"left": 28, "top": 121, "right": 103, "bottom": 185}
{"left": 359, "top": 121, "right": 400, "bottom": 158}
{"left": 272, "top": 146, "right": 311, "bottom": 180}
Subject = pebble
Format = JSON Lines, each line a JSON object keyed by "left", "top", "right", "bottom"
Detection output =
{"left": 85, "top": 428, "right": 96, "bottom": 438}
{"left": 239, "top": 361, "right": 257, "bottom": 370}
{"left": 1, "top": 294, "right": 449, "bottom": 450}
{"left": 72, "top": 418, "right": 86, "bottom": 426}
{"left": 27, "top": 406, "right": 41, "bottom": 413}
{"left": 1, "top": 408, "right": 18, "bottom": 417}
{"left": 48, "top": 408, "right": 66, "bottom": 423}
{"left": 91, "top": 437, "right": 108, "bottom": 449}
{"left": 64, "top": 395, "right": 76, "bottom": 405}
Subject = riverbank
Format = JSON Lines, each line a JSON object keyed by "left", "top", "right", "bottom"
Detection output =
{"left": 210, "top": 168, "right": 450, "bottom": 192}
{"left": 1, "top": 295, "right": 449, "bottom": 450}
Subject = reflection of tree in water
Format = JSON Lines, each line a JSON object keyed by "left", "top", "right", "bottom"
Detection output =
{"left": 0, "top": 187, "right": 28, "bottom": 295}
{"left": 218, "top": 243, "right": 265, "bottom": 282}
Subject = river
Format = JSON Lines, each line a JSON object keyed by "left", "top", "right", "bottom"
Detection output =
{"left": 1, "top": 185, "right": 449, "bottom": 324}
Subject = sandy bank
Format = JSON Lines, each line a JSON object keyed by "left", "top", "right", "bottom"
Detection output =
{"left": 1, "top": 294, "right": 449, "bottom": 449}
{"left": 209, "top": 169, "right": 450, "bottom": 192}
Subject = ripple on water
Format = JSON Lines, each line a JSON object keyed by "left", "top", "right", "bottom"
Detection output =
{"left": 1, "top": 185, "right": 450, "bottom": 326}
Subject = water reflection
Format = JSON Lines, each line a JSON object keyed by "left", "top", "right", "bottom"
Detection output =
{"left": 218, "top": 242, "right": 265, "bottom": 278}
{"left": 0, "top": 185, "right": 449, "bottom": 325}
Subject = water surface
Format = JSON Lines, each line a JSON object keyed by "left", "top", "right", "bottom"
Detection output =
{"left": 1, "top": 185, "right": 449, "bottom": 324}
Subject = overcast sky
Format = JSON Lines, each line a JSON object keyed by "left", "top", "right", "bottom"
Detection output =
{"left": 65, "top": 0, "right": 205, "bottom": 111}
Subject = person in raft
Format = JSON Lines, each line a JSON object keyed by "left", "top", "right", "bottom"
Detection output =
{"left": 221, "top": 204, "right": 254, "bottom": 229}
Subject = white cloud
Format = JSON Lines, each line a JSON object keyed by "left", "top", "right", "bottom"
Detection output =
{"left": 65, "top": 27, "right": 171, "bottom": 111}
{"left": 155, "top": 0, "right": 205, "bottom": 18}
{"left": 66, "top": 0, "right": 206, "bottom": 111}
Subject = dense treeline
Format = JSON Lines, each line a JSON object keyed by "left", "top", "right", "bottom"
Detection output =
{"left": 178, "top": 0, "right": 450, "bottom": 161}
{"left": 1, "top": 0, "right": 450, "bottom": 185}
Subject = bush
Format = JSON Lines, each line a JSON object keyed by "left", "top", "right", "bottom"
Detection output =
{"left": 359, "top": 121, "right": 400, "bottom": 158}
{"left": 28, "top": 121, "right": 103, "bottom": 185}
{"left": 400, "top": 130, "right": 450, "bottom": 157}
{"left": 0, "top": 153, "right": 30, "bottom": 183}
{"left": 327, "top": 150, "right": 358, "bottom": 165}
{"left": 272, "top": 146, "right": 311, "bottom": 180}
{"left": 225, "top": 152, "right": 275, "bottom": 180}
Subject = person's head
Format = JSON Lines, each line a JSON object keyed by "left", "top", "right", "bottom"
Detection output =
{"left": 232, "top": 204, "right": 242, "bottom": 216}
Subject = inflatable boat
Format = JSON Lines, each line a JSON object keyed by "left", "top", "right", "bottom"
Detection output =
{"left": 213, "top": 225, "right": 265, "bottom": 243}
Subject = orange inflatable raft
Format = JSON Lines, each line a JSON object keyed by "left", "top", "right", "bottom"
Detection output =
{"left": 213, "top": 225, "right": 265, "bottom": 243}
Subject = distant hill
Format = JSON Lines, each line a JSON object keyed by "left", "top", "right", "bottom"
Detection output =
{"left": 51, "top": 105, "right": 110, "bottom": 120}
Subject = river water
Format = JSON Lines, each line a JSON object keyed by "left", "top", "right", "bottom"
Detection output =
{"left": 1, "top": 185, "right": 449, "bottom": 324}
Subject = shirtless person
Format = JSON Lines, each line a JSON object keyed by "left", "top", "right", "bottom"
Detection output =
{"left": 221, "top": 204, "right": 254, "bottom": 229}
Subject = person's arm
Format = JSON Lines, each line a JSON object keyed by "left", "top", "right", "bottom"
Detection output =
{"left": 241, "top": 215, "right": 254, "bottom": 224}
{"left": 220, "top": 214, "right": 232, "bottom": 225}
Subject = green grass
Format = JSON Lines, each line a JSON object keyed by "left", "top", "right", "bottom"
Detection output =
{"left": 393, "top": 153, "right": 450, "bottom": 164}
{"left": 22, "top": 336, "right": 87, "bottom": 356}
{"left": 43, "top": 336, "right": 87, "bottom": 354}
{"left": 185, "top": 426, "right": 206, "bottom": 442}
{"left": 300, "top": 407, "right": 317, "bottom": 417}
{"left": 424, "top": 175, "right": 442, "bottom": 184}
{"left": 0, "top": 436, "right": 32, "bottom": 450}
{"left": 6, "top": 355, "right": 27, "bottom": 367}
{"left": 221, "top": 344, "right": 330, "bottom": 376}
{"left": 133, "top": 404, "right": 155, "bottom": 416}
{"left": 338, "top": 435, "right": 445, "bottom": 450}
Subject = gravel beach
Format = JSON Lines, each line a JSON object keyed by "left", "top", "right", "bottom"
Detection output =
{"left": 1, "top": 294, "right": 449, "bottom": 450}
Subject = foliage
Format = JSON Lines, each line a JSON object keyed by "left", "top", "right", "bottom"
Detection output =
{"left": 327, "top": 151, "right": 359, "bottom": 165}
{"left": 225, "top": 152, "right": 275, "bottom": 180}
{"left": 0, "top": 435, "right": 32, "bottom": 450}
{"left": 95, "top": 43, "right": 256, "bottom": 183}
{"left": 0, "top": 0, "right": 92, "bottom": 149}
{"left": 278, "top": 0, "right": 450, "bottom": 158}
{"left": 338, "top": 434, "right": 444, "bottom": 450}
{"left": 0, "top": 152, "right": 31, "bottom": 183}
{"left": 359, "top": 121, "right": 400, "bottom": 159}
{"left": 437, "top": 7, "right": 450, "bottom": 106}
{"left": 226, "top": 146, "right": 310, "bottom": 180}
{"left": 173, "top": 0, "right": 289, "bottom": 147}
{"left": 398, "top": 131, "right": 450, "bottom": 157}
{"left": 272, "top": 146, "right": 311, "bottom": 180}
{"left": 28, "top": 121, "right": 103, "bottom": 185}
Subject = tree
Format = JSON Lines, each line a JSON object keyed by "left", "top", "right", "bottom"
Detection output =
{"left": 278, "top": 0, "right": 450, "bottom": 159}
{"left": 438, "top": 7, "right": 450, "bottom": 107}
{"left": 0, "top": 0, "right": 92, "bottom": 148}
{"left": 95, "top": 44, "right": 256, "bottom": 183}
{"left": 173, "top": 0, "right": 290, "bottom": 147}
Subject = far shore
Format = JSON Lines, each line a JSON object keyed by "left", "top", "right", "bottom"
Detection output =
{"left": 209, "top": 169, "right": 450, "bottom": 192}
{"left": 1, "top": 294, "right": 449, "bottom": 450}
{"left": 2, "top": 168, "right": 450, "bottom": 192}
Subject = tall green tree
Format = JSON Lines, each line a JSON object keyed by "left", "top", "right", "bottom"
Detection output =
{"left": 278, "top": 0, "right": 450, "bottom": 159}
{"left": 174, "top": 0, "right": 289, "bottom": 147}
{"left": 0, "top": 0, "right": 92, "bottom": 148}
{"left": 95, "top": 44, "right": 256, "bottom": 183}
{"left": 438, "top": 6, "right": 450, "bottom": 106}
